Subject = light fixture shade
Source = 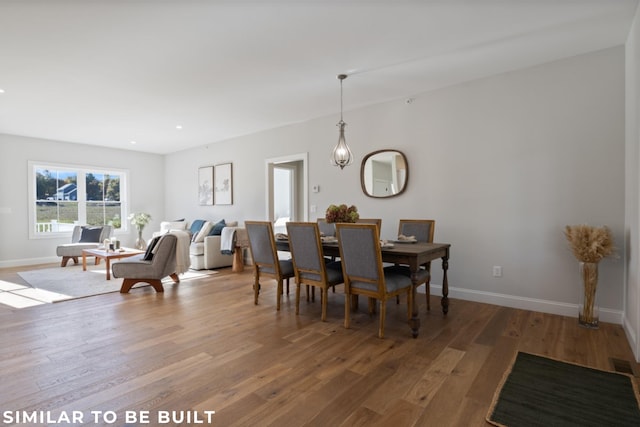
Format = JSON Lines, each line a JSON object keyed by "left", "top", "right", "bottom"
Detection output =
{"left": 330, "top": 73, "right": 353, "bottom": 169}
{"left": 330, "top": 120, "right": 353, "bottom": 169}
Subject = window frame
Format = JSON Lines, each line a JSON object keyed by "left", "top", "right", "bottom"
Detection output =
{"left": 28, "top": 161, "right": 130, "bottom": 239}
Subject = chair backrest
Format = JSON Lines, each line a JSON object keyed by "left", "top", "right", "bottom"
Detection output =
{"left": 245, "top": 221, "right": 282, "bottom": 277}
{"left": 287, "top": 222, "right": 326, "bottom": 283}
{"left": 152, "top": 234, "right": 178, "bottom": 278}
{"left": 71, "top": 225, "right": 113, "bottom": 243}
{"left": 398, "top": 219, "right": 435, "bottom": 243}
{"left": 317, "top": 218, "right": 335, "bottom": 237}
{"left": 357, "top": 218, "right": 382, "bottom": 238}
{"left": 336, "top": 223, "right": 385, "bottom": 294}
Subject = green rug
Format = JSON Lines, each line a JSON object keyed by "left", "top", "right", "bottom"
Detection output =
{"left": 487, "top": 352, "right": 640, "bottom": 427}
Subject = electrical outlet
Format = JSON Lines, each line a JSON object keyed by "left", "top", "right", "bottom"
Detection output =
{"left": 493, "top": 266, "right": 503, "bottom": 277}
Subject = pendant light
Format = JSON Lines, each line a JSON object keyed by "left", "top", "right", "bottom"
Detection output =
{"left": 330, "top": 74, "right": 353, "bottom": 169}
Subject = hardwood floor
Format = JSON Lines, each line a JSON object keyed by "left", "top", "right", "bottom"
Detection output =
{"left": 0, "top": 264, "right": 638, "bottom": 426}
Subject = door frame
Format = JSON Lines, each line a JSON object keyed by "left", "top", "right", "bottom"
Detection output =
{"left": 265, "top": 152, "right": 309, "bottom": 223}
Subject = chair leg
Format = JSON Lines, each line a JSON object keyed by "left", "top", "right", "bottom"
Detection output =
{"left": 119, "top": 279, "right": 164, "bottom": 293}
{"left": 295, "top": 283, "right": 301, "bottom": 315}
{"left": 286, "top": 278, "right": 290, "bottom": 295}
{"left": 276, "top": 280, "right": 283, "bottom": 311}
{"left": 378, "top": 300, "right": 385, "bottom": 339}
{"left": 344, "top": 293, "right": 351, "bottom": 329}
{"left": 407, "top": 289, "right": 413, "bottom": 322}
{"left": 169, "top": 273, "right": 180, "bottom": 283}
{"left": 321, "top": 287, "right": 328, "bottom": 322}
{"left": 253, "top": 274, "right": 260, "bottom": 305}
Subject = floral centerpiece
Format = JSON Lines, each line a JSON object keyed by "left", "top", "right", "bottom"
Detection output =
{"left": 325, "top": 204, "right": 359, "bottom": 223}
{"left": 129, "top": 212, "right": 152, "bottom": 249}
{"left": 564, "top": 224, "right": 615, "bottom": 328}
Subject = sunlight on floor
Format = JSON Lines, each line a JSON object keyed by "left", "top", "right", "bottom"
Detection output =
{"left": 0, "top": 279, "right": 70, "bottom": 308}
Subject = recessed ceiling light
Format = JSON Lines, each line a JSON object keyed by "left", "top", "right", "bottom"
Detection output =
{"left": 0, "top": 89, "right": 5, "bottom": 94}
{"left": 130, "top": 141, "right": 137, "bottom": 145}
{"left": 176, "top": 125, "right": 183, "bottom": 130}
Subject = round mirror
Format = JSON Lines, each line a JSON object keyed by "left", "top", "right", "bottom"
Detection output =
{"left": 360, "top": 149, "right": 409, "bottom": 198}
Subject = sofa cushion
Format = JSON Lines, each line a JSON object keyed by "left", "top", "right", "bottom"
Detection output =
{"left": 79, "top": 226, "right": 103, "bottom": 243}
{"left": 209, "top": 219, "right": 226, "bottom": 236}
{"left": 193, "top": 221, "right": 214, "bottom": 242}
{"left": 190, "top": 219, "right": 206, "bottom": 235}
{"left": 190, "top": 241, "right": 205, "bottom": 256}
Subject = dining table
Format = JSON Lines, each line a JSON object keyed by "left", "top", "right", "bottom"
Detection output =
{"left": 275, "top": 238, "right": 451, "bottom": 338}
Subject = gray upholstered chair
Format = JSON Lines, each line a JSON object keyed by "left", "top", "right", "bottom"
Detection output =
{"left": 112, "top": 234, "right": 180, "bottom": 293}
{"left": 286, "top": 222, "right": 343, "bottom": 321}
{"left": 246, "top": 221, "right": 294, "bottom": 311}
{"left": 317, "top": 218, "right": 336, "bottom": 237}
{"left": 397, "top": 219, "right": 435, "bottom": 310}
{"left": 357, "top": 218, "right": 382, "bottom": 238}
{"left": 56, "top": 225, "right": 113, "bottom": 267}
{"left": 335, "top": 223, "right": 413, "bottom": 339}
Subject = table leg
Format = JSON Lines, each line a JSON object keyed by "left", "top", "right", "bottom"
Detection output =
{"left": 82, "top": 252, "right": 87, "bottom": 271}
{"left": 105, "top": 258, "right": 111, "bottom": 280}
{"left": 441, "top": 253, "right": 449, "bottom": 314}
{"left": 409, "top": 269, "right": 421, "bottom": 338}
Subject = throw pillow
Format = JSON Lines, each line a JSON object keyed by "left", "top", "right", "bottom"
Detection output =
{"left": 79, "top": 226, "right": 103, "bottom": 242}
{"left": 160, "top": 221, "right": 188, "bottom": 233}
{"left": 189, "top": 219, "right": 206, "bottom": 235}
{"left": 143, "top": 235, "right": 162, "bottom": 261}
{"left": 209, "top": 219, "right": 226, "bottom": 236}
{"left": 193, "top": 221, "right": 214, "bottom": 242}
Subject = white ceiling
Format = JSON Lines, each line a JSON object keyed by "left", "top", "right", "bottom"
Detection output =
{"left": 0, "top": 0, "right": 638, "bottom": 154}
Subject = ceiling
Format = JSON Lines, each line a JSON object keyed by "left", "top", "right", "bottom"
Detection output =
{"left": 0, "top": 0, "right": 638, "bottom": 155}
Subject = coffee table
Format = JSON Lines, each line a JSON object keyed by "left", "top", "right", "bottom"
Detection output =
{"left": 82, "top": 247, "right": 145, "bottom": 280}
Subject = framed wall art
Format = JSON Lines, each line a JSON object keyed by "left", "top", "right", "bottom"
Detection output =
{"left": 214, "top": 163, "right": 233, "bottom": 205}
{"left": 198, "top": 166, "right": 214, "bottom": 206}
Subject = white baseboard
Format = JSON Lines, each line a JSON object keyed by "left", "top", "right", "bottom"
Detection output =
{"left": 622, "top": 315, "right": 639, "bottom": 362}
{"left": 424, "top": 283, "right": 623, "bottom": 325}
{"left": 0, "top": 256, "right": 59, "bottom": 269}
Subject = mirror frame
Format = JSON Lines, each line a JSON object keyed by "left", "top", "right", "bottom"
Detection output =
{"left": 360, "top": 149, "right": 409, "bottom": 198}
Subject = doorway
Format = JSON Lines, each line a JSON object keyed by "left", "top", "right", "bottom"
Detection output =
{"left": 265, "top": 153, "right": 308, "bottom": 233}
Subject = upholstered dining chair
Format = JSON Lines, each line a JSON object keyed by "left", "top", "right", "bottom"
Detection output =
{"left": 286, "top": 222, "right": 343, "bottom": 321}
{"left": 112, "top": 233, "right": 180, "bottom": 293}
{"left": 245, "top": 221, "right": 295, "bottom": 311}
{"left": 357, "top": 218, "right": 382, "bottom": 238}
{"left": 398, "top": 219, "right": 435, "bottom": 310}
{"left": 335, "top": 223, "right": 413, "bottom": 339}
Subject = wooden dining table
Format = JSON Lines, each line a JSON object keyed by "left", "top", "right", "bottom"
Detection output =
{"left": 275, "top": 239, "right": 451, "bottom": 338}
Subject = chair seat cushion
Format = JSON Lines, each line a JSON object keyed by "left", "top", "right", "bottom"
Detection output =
{"left": 384, "top": 265, "right": 431, "bottom": 284}
{"left": 259, "top": 259, "right": 294, "bottom": 277}
{"left": 351, "top": 269, "right": 413, "bottom": 293}
{"left": 56, "top": 242, "right": 100, "bottom": 256}
{"left": 300, "top": 263, "right": 343, "bottom": 285}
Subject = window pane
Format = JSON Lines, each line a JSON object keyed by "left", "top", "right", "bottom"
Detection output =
{"left": 35, "top": 169, "right": 78, "bottom": 233}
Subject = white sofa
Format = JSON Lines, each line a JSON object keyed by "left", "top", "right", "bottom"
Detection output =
{"left": 189, "top": 220, "right": 247, "bottom": 270}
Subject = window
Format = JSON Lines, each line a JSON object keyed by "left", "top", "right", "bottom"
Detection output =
{"left": 29, "top": 161, "right": 128, "bottom": 238}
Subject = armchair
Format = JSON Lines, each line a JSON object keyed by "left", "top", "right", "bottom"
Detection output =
{"left": 112, "top": 234, "right": 180, "bottom": 293}
{"left": 56, "top": 225, "right": 113, "bottom": 267}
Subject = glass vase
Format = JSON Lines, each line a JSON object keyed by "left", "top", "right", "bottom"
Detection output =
{"left": 135, "top": 228, "right": 147, "bottom": 250}
{"left": 578, "top": 261, "right": 599, "bottom": 328}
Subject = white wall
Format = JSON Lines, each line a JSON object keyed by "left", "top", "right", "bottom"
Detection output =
{"left": 625, "top": 4, "right": 640, "bottom": 361}
{"left": 164, "top": 47, "right": 626, "bottom": 322}
{"left": 0, "top": 135, "right": 165, "bottom": 267}
{"left": 0, "top": 47, "right": 626, "bottom": 325}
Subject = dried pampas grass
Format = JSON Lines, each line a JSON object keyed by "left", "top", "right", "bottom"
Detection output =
{"left": 564, "top": 224, "right": 615, "bottom": 263}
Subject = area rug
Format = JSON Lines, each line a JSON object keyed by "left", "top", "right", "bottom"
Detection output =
{"left": 16, "top": 265, "right": 217, "bottom": 303}
{"left": 487, "top": 351, "right": 640, "bottom": 427}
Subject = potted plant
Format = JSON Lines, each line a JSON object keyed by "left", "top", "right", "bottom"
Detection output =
{"left": 128, "top": 212, "right": 152, "bottom": 250}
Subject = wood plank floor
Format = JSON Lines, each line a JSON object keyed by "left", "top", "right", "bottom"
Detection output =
{"left": 0, "top": 263, "right": 638, "bottom": 426}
